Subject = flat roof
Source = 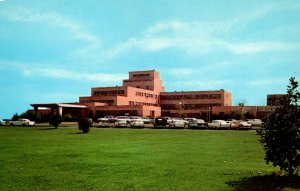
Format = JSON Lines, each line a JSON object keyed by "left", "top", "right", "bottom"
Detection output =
{"left": 31, "top": 103, "right": 88, "bottom": 108}
{"left": 161, "top": 89, "right": 229, "bottom": 95}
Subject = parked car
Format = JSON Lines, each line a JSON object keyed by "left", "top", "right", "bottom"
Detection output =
{"left": 168, "top": 119, "right": 186, "bottom": 129}
{"left": 248, "top": 119, "right": 263, "bottom": 126}
{"left": 117, "top": 116, "right": 130, "bottom": 120}
{"left": 97, "top": 118, "right": 110, "bottom": 128}
{"left": 238, "top": 120, "right": 252, "bottom": 130}
{"left": 154, "top": 118, "right": 168, "bottom": 129}
{"left": 196, "top": 119, "right": 208, "bottom": 129}
{"left": 0, "top": 119, "right": 10, "bottom": 126}
{"left": 141, "top": 117, "right": 153, "bottom": 124}
{"left": 207, "top": 120, "right": 230, "bottom": 129}
{"left": 7, "top": 118, "right": 35, "bottom": 126}
{"left": 130, "top": 119, "right": 144, "bottom": 128}
{"left": 114, "top": 119, "right": 129, "bottom": 128}
{"left": 229, "top": 121, "right": 242, "bottom": 130}
{"left": 105, "top": 116, "right": 117, "bottom": 123}
{"left": 187, "top": 119, "right": 198, "bottom": 128}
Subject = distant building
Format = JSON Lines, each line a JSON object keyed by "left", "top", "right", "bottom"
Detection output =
{"left": 267, "top": 94, "right": 287, "bottom": 106}
{"left": 160, "top": 90, "right": 232, "bottom": 118}
{"left": 31, "top": 69, "right": 277, "bottom": 120}
{"left": 79, "top": 70, "right": 163, "bottom": 118}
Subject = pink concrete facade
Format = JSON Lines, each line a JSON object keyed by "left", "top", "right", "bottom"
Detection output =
{"left": 78, "top": 70, "right": 235, "bottom": 118}
{"left": 79, "top": 70, "right": 163, "bottom": 117}
{"left": 123, "top": 70, "right": 164, "bottom": 93}
{"left": 160, "top": 89, "right": 232, "bottom": 118}
{"left": 31, "top": 69, "right": 277, "bottom": 120}
{"left": 212, "top": 106, "right": 278, "bottom": 119}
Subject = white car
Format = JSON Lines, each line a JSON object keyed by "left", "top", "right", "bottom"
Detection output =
{"left": 248, "top": 119, "right": 263, "bottom": 126}
{"left": 168, "top": 119, "right": 186, "bottom": 129}
{"left": 141, "top": 117, "right": 153, "bottom": 124}
{"left": 130, "top": 119, "right": 144, "bottom": 128}
{"left": 114, "top": 119, "right": 129, "bottom": 128}
{"left": 208, "top": 120, "right": 230, "bottom": 129}
{"left": 9, "top": 118, "right": 35, "bottom": 126}
{"left": 97, "top": 118, "right": 110, "bottom": 127}
{"left": 0, "top": 119, "right": 10, "bottom": 126}
{"left": 187, "top": 119, "right": 198, "bottom": 128}
{"left": 238, "top": 120, "right": 252, "bottom": 129}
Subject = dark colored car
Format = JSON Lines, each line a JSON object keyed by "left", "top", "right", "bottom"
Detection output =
{"left": 154, "top": 118, "right": 168, "bottom": 129}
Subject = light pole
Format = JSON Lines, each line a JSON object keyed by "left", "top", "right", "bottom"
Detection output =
{"left": 208, "top": 106, "right": 211, "bottom": 122}
{"left": 179, "top": 102, "right": 182, "bottom": 118}
{"left": 176, "top": 101, "right": 183, "bottom": 118}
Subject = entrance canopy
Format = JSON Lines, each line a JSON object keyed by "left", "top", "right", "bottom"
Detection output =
{"left": 31, "top": 103, "right": 88, "bottom": 116}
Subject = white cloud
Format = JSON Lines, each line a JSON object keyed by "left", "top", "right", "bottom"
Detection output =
{"left": 1, "top": 61, "right": 126, "bottom": 83}
{"left": 22, "top": 67, "right": 126, "bottom": 83}
{"left": 218, "top": 41, "right": 300, "bottom": 54}
{"left": 245, "top": 78, "right": 287, "bottom": 87}
{"left": 169, "top": 79, "right": 234, "bottom": 90}
{"left": 103, "top": 20, "right": 300, "bottom": 58}
{"left": 1, "top": 7, "right": 101, "bottom": 58}
{"left": 167, "top": 68, "right": 195, "bottom": 76}
{"left": 102, "top": 3, "right": 300, "bottom": 59}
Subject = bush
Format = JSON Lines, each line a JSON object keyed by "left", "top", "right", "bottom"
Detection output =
{"left": 78, "top": 118, "right": 92, "bottom": 133}
{"left": 49, "top": 113, "right": 62, "bottom": 128}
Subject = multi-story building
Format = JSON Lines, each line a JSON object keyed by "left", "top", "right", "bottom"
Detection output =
{"left": 79, "top": 70, "right": 163, "bottom": 118}
{"left": 267, "top": 94, "right": 287, "bottom": 106}
{"left": 160, "top": 90, "right": 232, "bottom": 118}
{"left": 31, "top": 69, "right": 276, "bottom": 120}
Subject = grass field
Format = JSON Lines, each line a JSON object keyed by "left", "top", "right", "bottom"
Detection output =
{"left": 0, "top": 126, "right": 299, "bottom": 191}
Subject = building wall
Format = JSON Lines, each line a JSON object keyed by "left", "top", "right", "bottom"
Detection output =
{"left": 91, "top": 86, "right": 125, "bottom": 97}
{"left": 94, "top": 105, "right": 161, "bottom": 117}
{"left": 212, "top": 106, "right": 278, "bottom": 119}
{"left": 31, "top": 70, "right": 279, "bottom": 120}
{"left": 79, "top": 95, "right": 118, "bottom": 106}
{"left": 267, "top": 94, "right": 287, "bottom": 106}
{"left": 160, "top": 90, "right": 231, "bottom": 118}
{"left": 123, "top": 70, "right": 163, "bottom": 93}
{"left": 126, "top": 86, "right": 159, "bottom": 106}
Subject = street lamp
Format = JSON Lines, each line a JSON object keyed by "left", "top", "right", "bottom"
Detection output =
{"left": 208, "top": 106, "right": 211, "bottom": 122}
{"left": 179, "top": 102, "right": 182, "bottom": 118}
{"left": 176, "top": 101, "right": 183, "bottom": 118}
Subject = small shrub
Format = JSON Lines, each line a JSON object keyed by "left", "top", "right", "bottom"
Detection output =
{"left": 78, "top": 118, "right": 92, "bottom": 133}
{"left": 49, "top": 113, "right": 62, "bottom": 128}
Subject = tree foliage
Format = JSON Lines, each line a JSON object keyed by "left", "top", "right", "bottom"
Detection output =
{"left": 258, "top": 77, "right": 300, "bottom": 176}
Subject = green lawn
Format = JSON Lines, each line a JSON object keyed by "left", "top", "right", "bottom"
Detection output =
{"left": 0, "top": 126, "right": 298, "bottom": 191}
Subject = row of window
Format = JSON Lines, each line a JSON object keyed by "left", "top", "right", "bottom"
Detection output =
{"left": 129, "top": 101, "right": 158, "bottom": 106}
{"left": 80, "top": 99, "right": 114, "bottom": 105}
{"left": 124, "top": 79, "right": 152, "bottom": 83}
{"left": 161, "top": 103, "right": 222, "bottom": 110}
{"left": 132, "top": 73, "right": 150, "bottom": 77}
{"left": 136, "top": 91, "right": 158, "bottom": 99}
{"left": 93, "top": 90, "right": 125, "bottom": 96}
{"left": 160, "top": 94, "right": 222, "bottom": 100}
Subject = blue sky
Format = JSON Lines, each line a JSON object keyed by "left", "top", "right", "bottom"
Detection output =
{"left": 0, "top": 0, "right": 300, "bottom": 119}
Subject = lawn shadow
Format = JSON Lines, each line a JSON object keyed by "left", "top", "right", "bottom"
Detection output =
{"left": 226, "top": 175, "right": 300, "bottom": 191}
{"left": 67, "top": 132, "right": 84, "bottom": 134}
{"left": 37, "top": 127, "right": 57, "bottom": 130}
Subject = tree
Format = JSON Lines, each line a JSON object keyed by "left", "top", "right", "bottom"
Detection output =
{"left": 258, "top": 77, "right": 300, "bottom": 176}
{"left": 49, "top": 113, "right": 62, "bottom": 129}
{"left": 11, "top": 113, "right": 20, "bottom": 121}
